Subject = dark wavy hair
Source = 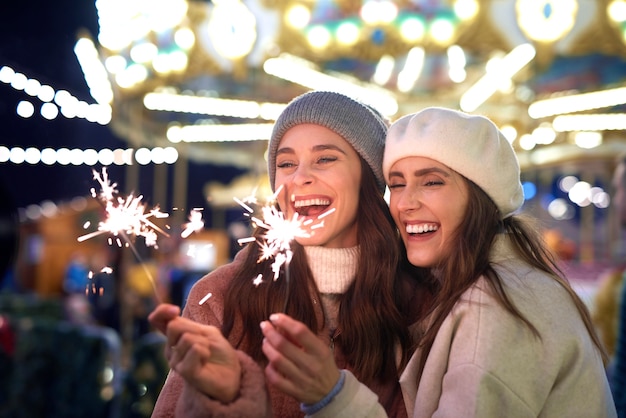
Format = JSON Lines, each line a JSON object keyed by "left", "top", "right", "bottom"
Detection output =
{"left": 222, "top": 158, "right": 412, "bottom": 381}
{"left": 411, "top": 179, "right": 608, "bottom": 374}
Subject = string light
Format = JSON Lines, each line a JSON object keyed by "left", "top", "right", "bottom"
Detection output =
{"left": 0, "top": 65, "right": 111, "bottom": 125}
{"left": 0, "top": 146, "right": 178, "bottom": 166}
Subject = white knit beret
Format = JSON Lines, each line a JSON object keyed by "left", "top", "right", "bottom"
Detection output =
{"left": 268, "top": 91, "right": 388, "bottom": 193}
{"left": 383, "top": 107, "right": 524, "bottom": 218}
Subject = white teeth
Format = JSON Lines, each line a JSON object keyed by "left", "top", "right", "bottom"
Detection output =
{"left": 406, "top": 224, "right": 438, "bottom": 234}
{"left": 294, "top": 198, "right": 331, "bottom": 208}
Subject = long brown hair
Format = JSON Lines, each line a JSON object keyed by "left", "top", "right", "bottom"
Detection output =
{"left": 222, "top": 158, "right": 412, "bottom": 381}
{"left": 412, "top": 179, "right": 608, "bottom": 374}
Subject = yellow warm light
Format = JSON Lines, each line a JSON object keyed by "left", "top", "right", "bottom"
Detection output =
{"left": 307, "top": 26, "right": 332, "bottom": 49}
{"left": 552, "top": 114, "right": 626, "bottom": 131}
{"left": 167, "top": 123, "right": 275, "bottom": 143}
{"left": 144, "top": 92, "right": 285, "bottom": 120}
{"left": 263, "top": 54, "right": 399, "bottom": 117}
{"left": 460, "top": 43, "right": 535, "bottom": 112}
{"left": 336, "top": 22, "right": 360, "bottom": 45}
{"left": 286, "top": 4, "right": 311, "bottom": 29}
{"left": 608, "top": 0, "right": 626, "bottom": 22}
{"left": 516, "top": 0, "right": 577, "bottom": 42}
{"left": 361, "top": 1, "right": 398, "bottom": 25}
{"left": 399, "top": 17, "right": 425, "bottom": 42}
{"left": 429, "top": 17, "right": 456, "bottom": 44}
{"left": 528, "top": 87, "right": 626, "bottom": 118}
{"left": 454, "top": 0, "right": 479, "bottom": 20}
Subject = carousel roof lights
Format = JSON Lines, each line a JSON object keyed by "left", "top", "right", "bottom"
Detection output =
{"left": 360, "top": 1, "right": 398, "bottom": 25}
{"left": 609, "top": 0, "right": 626, "bottom": 22}
{"left": 429, "top": 16, "right": 457, "bottom": 45}
{"left": 552, "top": 113, "right": 626, "bottom": 132}
{"left": 398, "top": 14, "right": 426, "bottom": 42}
{"left": 263, "top": 53, "right": 398, "bottom": 116}
{"left": 460, "top": 43, "right": 536, "bottom": 112}
{"left": 74, "top": 37, "right": 114, "bottom": 104}
{"left": 166, "top": 123, "right": 275, "bottom": 143}
{"left": 95, "top": 0, "right": 188, "bottom": 51}
{"left": 454, "top": 0, "right": 480, "bottom": 20}
{"left": 336, "top": 21, "right": 361, "bottom": 45}
{"left": 104, "top": 55, "right": 127, "bottom": 74}
{"left": 528, "top": 87, "right": 626, "bottom": 118}
{"left": 307, "top": 25, "right": 333, "bottom": 49}
{"left": 174, "top": 27, "right": 196, "bottom": 50}
{"left": 372, "top": 54, "right": 395, "bottom": 86}
{"left": 115, "top": 63, "right": 149, "bottom": 88}
{"left": 143, "top": 92, "right": 285, "bottom": 120}
{"left": 286, "top": 4, "right": 311, "bottom": 29}
{"left": 447, "top": 45, "right": 467, "bottom": 83}
{"left": 516, "top": 0, "right": 577, "bottom": 42}
{"left": 573, "top": 131, "right": 603, "bottom": 149}
{"left": 397, "top": 47, "right": 425, "bottom": 93}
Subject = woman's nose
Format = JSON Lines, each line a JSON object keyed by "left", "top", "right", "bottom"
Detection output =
{"left": 292, "top": 164, "right": 314, "bottom": 186}
{"left": 395, "top": 190, "right": 420, "bottom": 212}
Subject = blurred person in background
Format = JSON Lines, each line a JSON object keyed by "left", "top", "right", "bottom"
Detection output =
{"left": 594, "top": 154, "right": 626, "bottom": 417}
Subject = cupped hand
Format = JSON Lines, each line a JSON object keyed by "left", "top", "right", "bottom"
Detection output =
{"left": 260, "top": 313, "right": 341, "bottom": 405}
{"left": 148, "top": 303, "right": 242, "bottom": 403}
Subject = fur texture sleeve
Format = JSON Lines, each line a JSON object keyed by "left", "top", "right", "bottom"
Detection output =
{"left": 175, "top": 350, "right": 272, "bottom": 418}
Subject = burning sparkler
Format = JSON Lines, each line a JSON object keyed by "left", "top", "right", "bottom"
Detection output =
{"left": 236, "top": 186, "right": 309, "bottom": 283}
{"left": 78, "top": 168, "right": 170, "bottom": 248}
{"left": 78, "top": 167, "right": 172, "bottom": 302}
{"left": 230, "top": 185, "right": 334, "bottom": 311}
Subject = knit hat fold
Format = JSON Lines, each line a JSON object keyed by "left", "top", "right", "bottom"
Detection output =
{"left": 268, "top": 91, "right": 388, "bottom": 193}
{"left": 383, "top": 107, "right": 524, "bottom": 218}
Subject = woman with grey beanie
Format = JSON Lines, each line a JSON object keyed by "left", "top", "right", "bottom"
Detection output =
{"left": 148, "top": 91, "right": 427, "bottom": 417}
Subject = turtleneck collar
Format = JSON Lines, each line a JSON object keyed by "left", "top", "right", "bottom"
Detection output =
{"left": 304, "top": 246, "right": 359, "bottom": 294}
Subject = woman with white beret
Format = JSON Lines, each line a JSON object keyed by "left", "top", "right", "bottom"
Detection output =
{"left": 383, "top": 107, "right": 616, "bottom": 418}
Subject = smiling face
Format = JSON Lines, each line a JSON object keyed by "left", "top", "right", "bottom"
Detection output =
{"left": 388, "top": 156, "right": 469, "bottom": 268}
{"left": 274, "top": 124, "right": 362, "bottom": 248}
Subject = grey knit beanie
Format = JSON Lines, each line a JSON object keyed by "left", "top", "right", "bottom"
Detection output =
{"left": 268, "top": 91, "right": 388, "bottom": 193}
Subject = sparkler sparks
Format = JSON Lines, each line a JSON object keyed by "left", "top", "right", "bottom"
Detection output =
{"left": 78, "top": 168, "right": 170, "bottom": 248}
{"left": 181, "top": 208, "right": 205, "bottom": 238}
{"left": 235, "top": 185, "right": 310, "bottom": 281}
{"left": 230, "top": 185, "right": 336, "bottom": 311}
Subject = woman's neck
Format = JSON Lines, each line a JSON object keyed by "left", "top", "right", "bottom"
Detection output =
{"left": 304, "top": 245, "right": 359, "bottom": 294}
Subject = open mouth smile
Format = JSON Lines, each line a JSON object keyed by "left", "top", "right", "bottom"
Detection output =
{"left": 406, "top": 223, "right": 439, "bottom": 235}
{"left": 292, "top": 196, "right": 331, "bottom": 217}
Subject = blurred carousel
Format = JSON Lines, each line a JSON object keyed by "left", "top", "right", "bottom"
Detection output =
{"left": 78, "top": 0, "right": 626, "bottom": 264}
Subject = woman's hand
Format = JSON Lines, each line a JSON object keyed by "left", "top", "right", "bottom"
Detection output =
{"left": 260, "top": 313, "right": 341, "bottom": 405}
{"left": 148, "top": 303, "right": 242, "bottom": 403}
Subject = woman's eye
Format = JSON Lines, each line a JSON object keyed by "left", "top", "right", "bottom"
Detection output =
{"left": 424, "top": 179, "right": 444, "bottom": 186}
{"left": 317, "top": 155, "right": 338, "bottom": 164}
{"left": 277, "top": 161, "right": 295, "bottom": 169}
{"left": 388, "top": 183, "right": 405, "bottom": 189}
